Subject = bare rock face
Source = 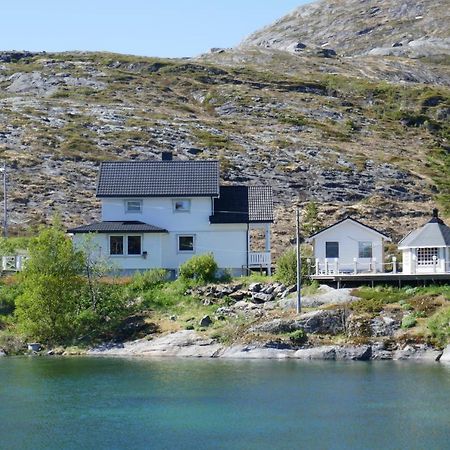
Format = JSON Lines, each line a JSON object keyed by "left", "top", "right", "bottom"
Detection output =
{"left": 240, "top": 0, "right": 449, "bottom": 59}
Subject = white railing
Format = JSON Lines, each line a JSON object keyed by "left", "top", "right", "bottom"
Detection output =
{"left": 310, "top": 258, "right": 404, "bottom": 276}
{"left": 248, "top": 252, "right": 271, "bottom": 267}
{"left": 1, "top": 255, "right": 28, "bottom": 272}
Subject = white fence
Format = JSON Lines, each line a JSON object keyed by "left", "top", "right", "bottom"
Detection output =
{"left": 248, "top": 252, "right": 271, "bottom": 267}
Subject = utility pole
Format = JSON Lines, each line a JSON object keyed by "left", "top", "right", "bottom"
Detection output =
{"left": 1, "top": 163, "right": 6, "bottom": 238}
{"left": 296, "top": 208, "right": 301, "bottom": 314}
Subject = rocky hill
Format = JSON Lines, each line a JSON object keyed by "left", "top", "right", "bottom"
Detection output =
{"left": 241, "top": 0, "right": 450, "bottom": 59}
{"left": 0, "top": 0, "right": 449, "bottom": 253}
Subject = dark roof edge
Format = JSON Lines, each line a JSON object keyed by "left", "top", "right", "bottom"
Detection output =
{"left": 307, "top": 216, "right": 391, "bottom": 240}
{"left": 96, "top": 193, "right": 219, "bottom": 198}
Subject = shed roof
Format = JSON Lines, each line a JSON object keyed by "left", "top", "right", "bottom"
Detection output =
{"left": 68, "top": 221, "right": 168, "bottom": 234}
{"left": 96, "top": 160, "right": 220, "bottom": 198}
{"left": 307, "top": 217, "right": 390, "bottom": 241}
{"left": 398, "top": 214, "right": 450, "bottom": 248}
{"left": 209, "top": 185, "right": 273, "bottom": 224}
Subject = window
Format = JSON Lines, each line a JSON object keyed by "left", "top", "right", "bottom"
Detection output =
{"left": 178, "top": 235, "right": 194, "bottom": 252}
{"left": 358, "top": 241, "right": 373, "bottom": 258}
{"left": 325, "top": 242, "right": 339, "bottom": 258}
{"left": 110, "top": 236, "right": 124, "bottom": 255}
{"left": 125, "top": 200, "right": 142, "bottom": 213}
{"left": 127, "top": 236, "right": 142, "bottom": 255}
{"left": 417, "top": 248, "right": 439, "bottom": 266}
{"left": 173, "top": 199, "right": 191, "bottom": 212}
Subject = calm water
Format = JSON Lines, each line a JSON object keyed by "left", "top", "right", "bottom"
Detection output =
{"left": 1, "top": 358, "right": 449, "bottom": 450}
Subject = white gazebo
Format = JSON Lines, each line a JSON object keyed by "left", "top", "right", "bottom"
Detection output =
{"left": 398, "top": 209, "right": 450, "bottom": 274}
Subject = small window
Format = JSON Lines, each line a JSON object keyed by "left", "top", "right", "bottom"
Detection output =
{"left": 178, "top": 235, "right": 194, "bottom": 252}
{"left": 128, "top": 236, "right": 142, "bottom": 255}
{"left": 358, "top": 241, "right": 373, "bottom": 258}
{"left": 417, "top": 248, "right": 439, "bottom": 266}
{"left": 110, "top": 236, "right": 124, "bottom": 255}
{"left": 326, "top": 242, "right": 339, "bottom": 259}
{"left": 125, "top": 200, "right": 142, "bottom": 213}
{"left": 173, "top": 199, "right": 191, "bottom": 212}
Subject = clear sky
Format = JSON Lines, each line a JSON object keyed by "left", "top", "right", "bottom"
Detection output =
{"left": 1, "top": 1, "right": 310, "bottom": 58}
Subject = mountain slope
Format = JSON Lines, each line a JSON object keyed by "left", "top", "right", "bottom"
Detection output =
{"left": 241, "top": 0, "right": 450, "bottom": 58}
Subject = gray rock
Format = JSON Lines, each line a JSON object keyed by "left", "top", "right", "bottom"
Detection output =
{"left": 335, "top": 345, "right": 372, "bottom": 361}
{"left": 439, "top": 345, "right": 450, "bottom": 364}
{"left": 251, "top": 292, "right": 274, "bottom": 303}
{"left": 293, "top": 346, "right": 337, "bottom": 360}
{"left": 371, "top": 316, "right": 400, "bottom": 336}
{"left": 199, "top": 315, "right": 213, "bottom": 327}
{"left": 295, "top": 309, "right": 346, "bottom": 335}
{"left": 393, "top": 345, "right": 442, "bottom": 362}
{"left": 248, "top": 282, "right": 262, "bottom": 292}
{"left": 220, "top": 345, "right": 294, "bottom": 359}
{"left": 27, "top": 343, "right": 42, "bottom": 352}
{"left": 251, "top": 319, "right": 296, "bottom": 334}
{"left": 0, "top": 349, "right": 6, "bottom": 357}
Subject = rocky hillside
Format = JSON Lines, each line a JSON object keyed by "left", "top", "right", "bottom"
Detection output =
{"left": 0, "top": 0, "right": 449, "bottom": 253}
{"left": 241, "top": 0, "right": 450, "bottom": 59}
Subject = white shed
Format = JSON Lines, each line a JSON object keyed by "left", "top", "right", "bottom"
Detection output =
{"left": 398, "top": 209, "right": 450, "bottom": 274}
{"left": 307, "top": 217, "right": 390, "bottom": 274}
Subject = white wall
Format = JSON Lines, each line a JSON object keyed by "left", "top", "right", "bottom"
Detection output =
{"left": 312, "top": 220, "right": 385, "bottom": 272}
{"left": 102, "top": 197, "right": 213, "bottom": 231}
{"left": 401, "top": 247, "right": 448, "bottom": 274}
{"left": 72, "top": 232, "right": 164, "bottom": 271}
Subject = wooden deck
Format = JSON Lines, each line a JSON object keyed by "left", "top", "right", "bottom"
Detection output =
{"left": 310, "top": 272, "right": 450, "bottom": 288}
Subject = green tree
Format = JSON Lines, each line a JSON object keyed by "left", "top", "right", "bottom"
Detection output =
{"left": 15, "top": 224, "right": 85, "bottom": 343}
{"left": 275, "top": 246, "right": 314, "bottom": 286}
{"left": 302, "top": 201, "right": 322, "bottom": 237}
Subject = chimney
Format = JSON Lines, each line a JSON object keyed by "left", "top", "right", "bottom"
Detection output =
{"left": 161, "top": 151, "right": 173, "bottom": 161}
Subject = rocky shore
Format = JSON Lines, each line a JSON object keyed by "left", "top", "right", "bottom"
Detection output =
{"left": 88, "top": 330, "right": 449, "bottom": 363}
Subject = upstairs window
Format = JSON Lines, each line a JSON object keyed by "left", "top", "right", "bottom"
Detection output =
{"left": 173, "top": 199, "right": 191, "bottom": 212}
{"left": 110, "top": 236, "right": 124, "bottom": 255}
{"left": 358, "top": 241, "right": 373, "bottom": 258}
{"left": 178, "top": 235, "right": 194, "bottom": 252}
{"left": 325, "top": 242, "right": 339, "bottom": 259}
{"left": 127, "top": 236, "right": 142, "bottom": 255}
{"left": 417, "top": 248, "right": 439, "bottom": 266}
{"left": 125, "top": 200, "right": 142, "bottom": 213}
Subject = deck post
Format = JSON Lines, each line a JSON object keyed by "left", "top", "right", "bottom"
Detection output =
{"left": 433, "top": 255, "right": 437, "bottom": 273}
{"left": 307, "top": 258, "right": 311, "bottom": 277}
{"left": 335, "top": 258, "right": 339, "bottom": 275}
{"left": 412, "top": 254, "right": 416, "bottom": 274}
{"left": 315, "top": 258, "right": 319, "bottom": 275}
{"left": 372, "top": 257, "right": 377, "bottom": 274}
{"left": 392, "top": 256, "right": 397, "bottom": 274}
{"left": 324, "top": 258, "right": 329, "bottom": 275}
{"left": 353, "top": 258, "right": 357, "bottom": 275}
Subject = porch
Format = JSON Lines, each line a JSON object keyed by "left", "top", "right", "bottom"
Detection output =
{"left": 246, "top": 223, "right": 271, "bottom": 275}
{"left": 1, "top": 255, "right": 28, "bottom": 273}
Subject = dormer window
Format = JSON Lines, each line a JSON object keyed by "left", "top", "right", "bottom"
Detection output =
{"left": 173, "top": 199, "right": 191, "bottom": 212}
{"left": 125, "top": 200, "right": 142, "bottom": 213}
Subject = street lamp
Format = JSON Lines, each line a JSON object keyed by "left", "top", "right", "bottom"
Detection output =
{"left": 0, "top": 163, "right": 7, "bottom": 238}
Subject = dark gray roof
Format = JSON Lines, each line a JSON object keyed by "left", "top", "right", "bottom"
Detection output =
{"left": 398, "top": 217, "right": 450, "bottom": 248}
{"left": 96, "top": 160, "right": 220, "bottom": 197}
{"left": 210, "top": 186, "right": 273, "bottom": 224}
{"left": 308, "top": 217, "right": 390, "bottom": 240}
{"left": 68, "top": 221, "right": 168, "bottom": 234}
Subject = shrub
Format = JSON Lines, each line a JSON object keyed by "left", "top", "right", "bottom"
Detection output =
{"left": 428, "top": 307, "right": 450, "bottom": 347}
{"left": 276, "top": 248, "right": 297, "bottom": 285}
{"left": 129, "top": 269, "right": 169, "bottom": 292}
{"left": 179, "top": 253, "right": 218, "bottom": 283}
{"left": 401, "top": 314, "right": 417, "bottom": 329}
{"left": 289, "top": 329, "right": 307, "bottom": 345}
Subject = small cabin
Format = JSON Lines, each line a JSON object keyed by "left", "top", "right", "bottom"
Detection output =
{"left": 307, "top": 217, "right": 390, "bottom": 274}
{"left": 398, "top": 209, "right": 450, "bottom": 275}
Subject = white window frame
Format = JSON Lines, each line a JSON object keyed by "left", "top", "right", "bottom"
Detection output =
{"left": 109, "top": 234, "right": 143, "bottom": 256}
{"left": 177, "top": 234, "right": 195, "bottom": 253}
{"left": 173, "top": 199, "right": 191, "bottom": 213}
{"left": 417, "top": 247, "right": 439, "bottom": 266}
{"left": 358, "top": 241, "right": 373, "bottom": 259}
{"left": 325, "top": 241, "right": 339, "bottom": 259}
{"left": 125, "top": 199, "right": 143, "bottom": 214}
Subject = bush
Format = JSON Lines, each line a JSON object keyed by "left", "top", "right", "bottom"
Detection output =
{"left": 179, "top": 253, "right": 218, "bottom": 283}
{"left": 275, "top": 247, "right": 312, "bottom": 286}
{"left": 129, "top": 269, "right": 169, "bottom": 292}
{"left": 289, "top": 329, "right": 307, "bottom": 345}
{"left": 428, "top": 307, "right": 450, "bottom": 347}
{"left": 401, "top": 314, "right": 417, "bottom": 329}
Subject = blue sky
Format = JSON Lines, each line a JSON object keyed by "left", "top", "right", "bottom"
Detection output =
{"left": 1, "top": 1, "right": 310, "bottom": 58}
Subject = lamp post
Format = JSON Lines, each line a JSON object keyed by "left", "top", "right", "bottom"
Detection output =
{"left": 0, "top": 163, "right": 6, "bottom": 238}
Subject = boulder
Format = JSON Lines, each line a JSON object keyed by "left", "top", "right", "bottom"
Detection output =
{"left": 439, "top": 345, "right": 450, "bottom": 364}
{"left": 393, "top": 345, "right": 442, "bottom": 362}
{"left": 229, "top": 290, "right": 245, "bottom": 301}
{"left": 199, "top": 315, "right": 213, "bottom": 327}
{"left": 251, "top": 292, "right": 274, "bottom": 303}
{"left": 295, "top": 309, "right": 346, "bottom": 335}
{"left": 294, "top": 346, "right": 337, "bottom": 360}
{"left": 0, "top": 349, "right": 6, "bottom": 357}
{"left": 371, "top": 316, "right": 400, "bottom": 337}
{"left": 335, "top": 346, "right": 372, "bottom": 361}
{"left": 250, "top": 319, "right": 297, "bottom": 334}
{"left": 248, "top": 282, "right": 262, "bottom": 292}
{"left": 27, "top": 343, "right": 42, "bottom": 352}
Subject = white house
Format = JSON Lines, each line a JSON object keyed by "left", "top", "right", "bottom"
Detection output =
{"left": 307, "top": 217, "right": 390, "bottom": 274}
{"left": 69, "top": 153, "right": 273, "bottom": 276}
{"left": 398, "top": 209, "right": 450, "bottom": 275}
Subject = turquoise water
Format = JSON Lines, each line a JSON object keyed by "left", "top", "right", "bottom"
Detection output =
{"left": 1, "top": 358, "right": 449, "bottom": 450}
